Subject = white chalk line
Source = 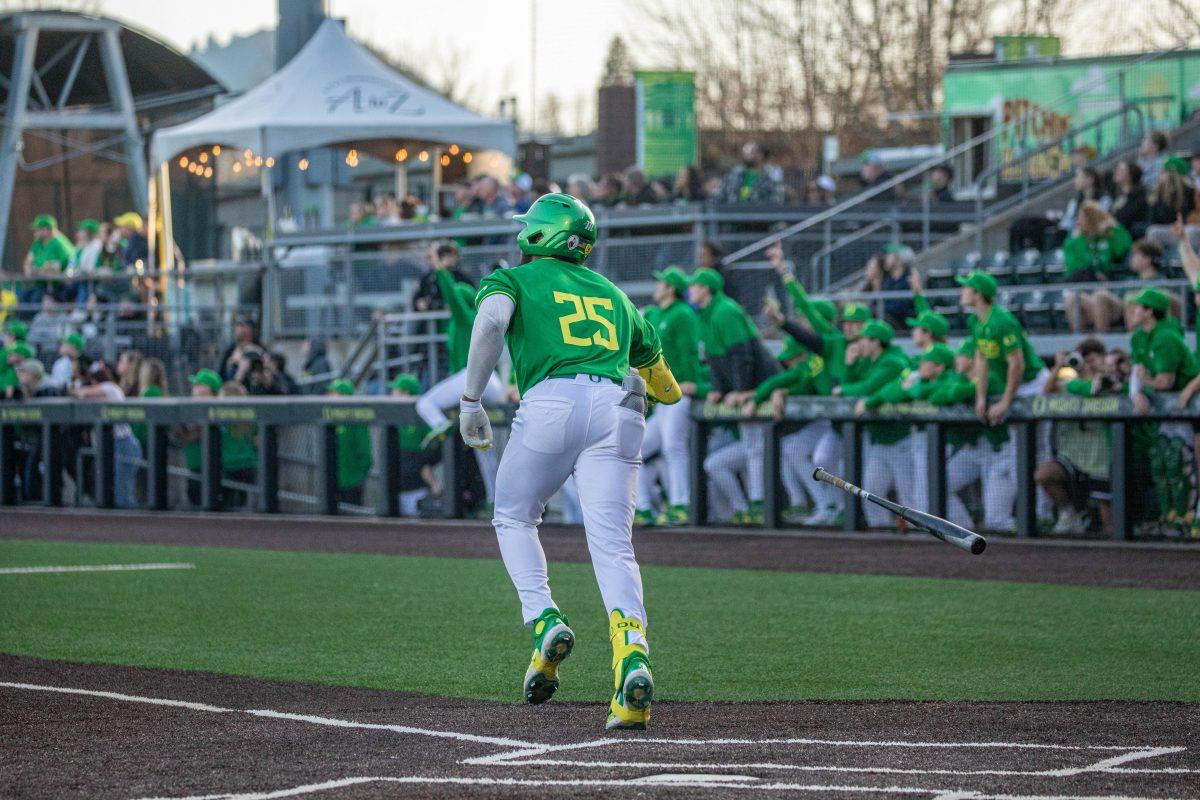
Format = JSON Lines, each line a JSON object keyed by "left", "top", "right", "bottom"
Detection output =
{"left": 0, "top": 562, "right": 195, "bottom": 574}
{"left": 129, "top": 775, "right": 1195, "bottom": 800}
{"left": 4, "top": 681, "right": 1193, "bottom": 798}
{"left": 0, "top": 681, "right": 539, "bottom": 750}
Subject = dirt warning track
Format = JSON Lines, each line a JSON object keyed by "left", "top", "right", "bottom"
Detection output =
{"left": 5, "top": 508, "right": 1200, "bottom": 590}
{"left": 2, "top": 654, "right": 1198, "bottom": 800}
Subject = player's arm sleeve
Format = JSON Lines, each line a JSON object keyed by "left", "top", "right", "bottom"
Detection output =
{"left": 785, "top": 278, "right": 834, "bottom": 337}
{"left": 724, "top": 339, "right": 760, "bottom": 391}
{"left": 462, "top": 293, "right": 514, "bottom": 400}
{"left": 840, "top": 358, "right": 905, "bottom": 398}
{"left": 913, "top": 292, "right": 931, "bottom": 316}
{"left": 865, "top": 378, "right": 910, "bottom": 409}
{"left": 1064, "top": 378, "right": 1095, "bottom": 397}
{"left": 752, "top": 366, "right": 799, "bottom": 404}
{"left": 779, "top": 321, "right": 824, "bottom": 355}
{"left": 627, "top": 298, "right": 664, "bottom": 370}
{"left": 435, "top": 268, "right": 474, "bottom": 324}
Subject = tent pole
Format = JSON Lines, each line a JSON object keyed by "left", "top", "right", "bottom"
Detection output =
{"left": 431, "top": 147, "right": 442, "bottom": 219}
{"left": 261, "top": 162, "right": 277, "bottom": 241}
{"left": 159, "top": 161, "right": 178, "bottom": 337}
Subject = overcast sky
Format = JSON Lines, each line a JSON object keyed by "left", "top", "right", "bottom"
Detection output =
{"left": 96, "top": 0, "right": 632, "bottom": 129}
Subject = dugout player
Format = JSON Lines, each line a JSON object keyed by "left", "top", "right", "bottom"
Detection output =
{"left": 635, "top": 266, "right": 704, "bottom": 526}
{"left": 457, "top": 193, "right": 681, "bottom": 730}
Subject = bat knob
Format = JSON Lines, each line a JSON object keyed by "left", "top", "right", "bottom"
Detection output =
{"left": 970, "top": 536, "right": 987, "bottom": 555}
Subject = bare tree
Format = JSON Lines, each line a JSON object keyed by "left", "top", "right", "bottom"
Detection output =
{"left": 600, "top": 35, "right": 635, "bottom": 87}
{"left": 539, "top": 92, "right": 565, "bottom": 135}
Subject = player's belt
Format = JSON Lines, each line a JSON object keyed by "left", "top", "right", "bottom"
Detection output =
{"left": 547, "top": 372, "right": 621, "bottom": 385}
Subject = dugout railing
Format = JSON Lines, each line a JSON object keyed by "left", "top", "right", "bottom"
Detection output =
{"left": 4, "top": 394, "right": 1199, "bottom": 542}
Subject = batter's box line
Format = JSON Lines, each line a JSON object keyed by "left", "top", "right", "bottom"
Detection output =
{"left": 463, "top": 738, "right": 1190, "bottom": 779}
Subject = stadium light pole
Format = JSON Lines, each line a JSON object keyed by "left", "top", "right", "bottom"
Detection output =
{"left": 529, "top": 0, "right": 537, "bottom": 135}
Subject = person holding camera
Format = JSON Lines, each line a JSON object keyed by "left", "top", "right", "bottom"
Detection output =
{"left": 1035, "top": 339, "right": 1127, "bottom": 535}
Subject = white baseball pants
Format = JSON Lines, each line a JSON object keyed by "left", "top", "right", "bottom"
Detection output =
{"left": 703, "top": 422, "right": 765, "bottom": 513}
{"left": 417, "top": 368, "right": 507, "bottom": 502}
{"left": 946, "top": 443, "right": 1017, "bottom": 530}
{"left": 492, "top": 376, "right": 648, "bottom": 638}
{"left": 780, "top": 420, "right": 840, "bottom": 509}
{"left": 862, "top": 439, "right": 916, "bottom": 527}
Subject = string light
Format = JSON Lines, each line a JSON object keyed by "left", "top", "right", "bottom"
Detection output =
{"left": 395, "top": 148, "right": 408, "bottom": 162}
{"left": 243, "top": 148, "right": 253, "bottom": 160}
{"left": 490, "top": 155, "right": 500, "bottom": 167}
{"left": 178, "top": 156, "right": 188, "bottom": 168}
{"left": 418, "top": 150, "right": 429, "bottom": 162}
{"left": 345, "top": 148, "right": 359, "bottom": 167}
{"left": 463, "top": 152, "right": 473, "bottom": 164}
{"left": 203, "top": 166, "right": 213, "bottom": 179}
{"left": 233, "top": 162, "right": 243, "bottom": 173}
{"left": 448, "top": 144, "right": 459, "bottom": 155}
{"left": 187, "top": 162, "right": 197, "bottom": 174}
{"left": 212, "top": 145, "right": 221, "bottom": 156}
{"left": 254, "top": 156, "right": 264, "bottom": 167}
{"left": 297, "top": 158, "right": 309, "bottom": 171}
{"left": 198, "top": 152, "right": 209, "bottom": 164}
{"left": 265, "top": 157, "right": 275, "bottom": 168}
{"left": 439, "top": 154, "right": 450, "bottom": 167}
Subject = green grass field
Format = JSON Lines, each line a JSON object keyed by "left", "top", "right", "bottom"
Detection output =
{"left": 2, "top": 537, "right": 1197, "bottom": 702}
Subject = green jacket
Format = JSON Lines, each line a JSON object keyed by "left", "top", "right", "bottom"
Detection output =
{"left": 644, "top": 299, "right": 704, "bottom": 385}
{"left": 753, "top": 357, "right": 818, "bottom": 404}
{"left": 184, "top": 426, "right": 258, "bottom": 473}
{"left": 434, "top": 268, "right": 477, "bottom": 373}
{"left": 336, "top": 423, "right": 373, "bottom": 490}
{"left": 695, "top": 291, "right": 758, "bottom": 358}
{"left": 1062, "top": 224, "right": 1132, "bottom": 278}
{"left": 839, "top": 345, "right": 910, "bottom": 444}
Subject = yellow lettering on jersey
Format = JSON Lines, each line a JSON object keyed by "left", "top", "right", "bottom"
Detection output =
{"left": 584, "top": 296, "right": 619, "bottom": 351}
{"left": 977, "top": 339, "right": 1000, "bottom": 359}
{"left": 554, "top": 291, "right": 619, "bottom": 350}
{"left": 553, "top": 291, "right": 591, "bottom": 347}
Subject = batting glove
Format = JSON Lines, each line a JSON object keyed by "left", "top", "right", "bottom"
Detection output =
{"left": 459, "top": 397, "right": 493, "bottom": 450}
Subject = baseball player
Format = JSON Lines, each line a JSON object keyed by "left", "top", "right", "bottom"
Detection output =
{"left": 635, "top": 266, "right": 704, "bottom": 526}
{"left": 457, "top": 193, "right": 681, "bottom": 731}
{"left": 958, "top": 269, "right": 1052, "bottom": 523}
{"left": 414, "top": 264, "right": 507, "bottom": 505}
{"left": 902, "top": 306, "right": 950, "bottom": 512}
{"left": 834, "top": 320, "right": 911, "bottom": 527}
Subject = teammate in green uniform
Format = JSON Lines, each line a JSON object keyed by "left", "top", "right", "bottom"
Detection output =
{"left": 837, "top": 320, "right": 912, "bottom": 527}
{"left": 1129, "top": 287, "right": 1199, "bottom": 527}
{"left": 388, "top": 374, "right": 442, "bottom": 516}
{"left": 634, "top": 266, "right": 703, "bottom": 526}
{"left": 457, "top": 193, "right": 680, "bottom": 730}
{"left": 328, "top": 379, "right": 373, "bottom": 507}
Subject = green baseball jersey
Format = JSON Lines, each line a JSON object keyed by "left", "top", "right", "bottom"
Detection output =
{"left": 183, "top": 426, "right": 258, "bottom": 473}
{"left": 477, "top": 258, "right": 662, "bottom": 396}
{"left": 1136, "top": 318, "right": 1199, "bottom": 390}
{"left": 753, "top": 356, "right": 819, "bottom": 403}
{"left": 967, "top": 305, "right": 1042, "bottom": 394}
{"left": 29, "top": 232, "right": 74, "bottom": 271}
{"left": 1062, "top": 225, "right": 1132, "bottom": 278}
{"left": 925, "top": 370, "right": 1009, "bottom": 450}
{"left": 336, "top": 423, "right": 373, "bottom": 490}
{"left": 838, "top": 345, "right": 910, "bottom": 445}
{"left": 644, "top": 299, "right": 704, "bottom": 385}
{"left": 434, "top": 269, "right": 478, "bottom": 373}
{"left": 695, "top": 292, "right": 758, "bottom": 358}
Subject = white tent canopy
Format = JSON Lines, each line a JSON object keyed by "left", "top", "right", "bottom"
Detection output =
{"left": 150, "top": 19, "right": 515, "bottom": 167}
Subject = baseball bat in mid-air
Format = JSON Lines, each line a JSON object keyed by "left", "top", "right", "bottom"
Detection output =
{"left": 813, "top": 467, "right": 987, "bottom": 555}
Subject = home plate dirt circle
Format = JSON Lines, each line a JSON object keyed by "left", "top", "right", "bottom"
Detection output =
{"left": 3, "top": 654, "right": 1197, "bottom": 800}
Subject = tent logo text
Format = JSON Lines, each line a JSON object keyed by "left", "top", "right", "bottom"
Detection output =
{"left": 323, "top": 75, "right": 426, "bottom": 116}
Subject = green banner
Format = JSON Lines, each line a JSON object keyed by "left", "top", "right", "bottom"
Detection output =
{"left": 635, "top": 71, "right": 697, "bottom": 176}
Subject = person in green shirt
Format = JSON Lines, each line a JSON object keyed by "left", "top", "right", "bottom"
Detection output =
{"left": 458, "top": 193, "right": 677, "bottom": 731}
{"left": 689, "top": 266, "right": 778, "bottom": 525}
{"left": 21, "top": 214, "right": 76, "bottom": 304}
{"left": 177, "top": 369, "right": 258, "bottom": 510}
{"left": 1062, "top": 201, "right": 1132, "bottom": 282}
{"left": 414, "top": 264, "right": 506, "bottom": 505}
{"left": 835, "top": 320, "right": 912, "bottom": 527}
{"left": 328, "top": 378, "right": 373, "bottom": 507}
{"left": 3, "top": 320, "right": 28, "bottom": 349}
{"left": 389, "top": 373, "right": 443, "bottom": 516}
{"left": 634, "top": 266, "right": 704, "bottom": 527}
{"left": 1, "top": 341, "right": 33, "bottom": 398}
{"left": 1129, "top": 287, "right": 1198, "bottom": 527}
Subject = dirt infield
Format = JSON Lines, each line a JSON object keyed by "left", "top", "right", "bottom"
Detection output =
{"left": 2, "top": 654, "right": 1197, "bottom": 800}
{"left": 4, "top": 508, "right": 1200, "bottom": 590}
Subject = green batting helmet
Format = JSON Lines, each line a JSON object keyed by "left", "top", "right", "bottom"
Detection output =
{"left": 514, "top": 193, "right": 597, "bottom": 264}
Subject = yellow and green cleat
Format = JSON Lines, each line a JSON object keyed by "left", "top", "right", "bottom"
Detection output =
{"left": 605, "top": 609, "right": 653, "bottom": 730}
{"left": 523, "top": 607, "right": 574, "bottom": 705}
{"left": 655, "top": 504, "right": 689, "bottom": 527}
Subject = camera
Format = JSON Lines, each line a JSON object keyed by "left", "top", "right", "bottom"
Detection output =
{"left": 1065, "top": 351, "right": 1083, "bottom": 370}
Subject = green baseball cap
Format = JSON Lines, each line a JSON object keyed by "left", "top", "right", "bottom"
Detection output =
{"left": 652, "top": 266, "right": 689, "bottom": 296}
{"left": 328, "top": 378, "right": 356, "bottom": 396}
{"left": 388, "top": 373, "right": 421, "bottom": 394}
{"left": 30, "top": 213, "right": 57, "bottom": 230}
{"left": 860, "top": 319, "right": 894, "bottom": 344}
{"left": 905, "top": 309, "right": 949, "bottom": 338}
{"left": 1130, "top": 286, "right": 1170, "bottom": 312}
{"left": 189, "top": 368, "right": 222, "bottom": 392}
{"left": 811, "top": 298, "right": 837, "bottom": 323}
{"left": 6, "top": 342, "right": 34, "bottom": 359}
{"left": 687, "top": 267, "right": 724, "bottom": 293}
{"left": 919, "top": 343, "right": 956, "bottom": 368}
{"left": 5, "top": 320, "right": 28, "bottom": 340}
{"left": 76, "top": 218, "right": 100, "bottom": 234}
{"left": 840, "top": 302, "right": 872, "bottom": 323}
{"left": 955, "top": 270, "right": 997, "bottom": 300}
{"left": 883, "top": 243, "right": 914, "bottom": 260}
{"left": 60, "top": 332, "right": 84, "bottom": 352}
{"left": 778, "top": 336, "right": 805, "bottom": 362}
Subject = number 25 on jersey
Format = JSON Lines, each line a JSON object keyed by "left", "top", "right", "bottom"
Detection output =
{"left": 554, "top": 291, "right": 619, "bottom": 351}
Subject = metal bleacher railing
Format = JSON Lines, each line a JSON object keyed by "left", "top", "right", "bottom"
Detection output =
{"left": 4, "top": 393, "right": 1198, "bottom": 541}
